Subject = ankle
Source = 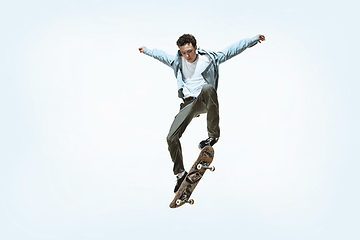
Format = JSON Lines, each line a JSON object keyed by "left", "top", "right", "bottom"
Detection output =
{"left": 177, "top": 171, "right": 186, "bottom": 179}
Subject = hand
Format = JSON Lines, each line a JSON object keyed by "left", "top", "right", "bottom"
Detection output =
{"left": 138, "top": 46, "right": 146, "bottom": 53}
{"left": 257, "top": 34, "right": 265, "bottom": 43}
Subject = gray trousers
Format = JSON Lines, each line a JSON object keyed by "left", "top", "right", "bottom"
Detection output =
{"left": 166, "top": 84, "right": 220, "bottom": 175}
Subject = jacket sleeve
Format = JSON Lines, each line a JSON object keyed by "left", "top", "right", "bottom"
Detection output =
{"left": 143, "top": 48, "right": 175, "bottom": 68}
{"left": 217, "top": 36, "right": 259, "bottom": 64}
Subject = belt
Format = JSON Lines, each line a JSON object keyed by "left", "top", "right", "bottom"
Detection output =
{"left": 183, "top": 96, "right": 196, "bottom": 102}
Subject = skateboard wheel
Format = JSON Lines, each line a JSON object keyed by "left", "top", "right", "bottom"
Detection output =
{"left": 176, "top": 199, "right": 182, "bottom": 205}
{"left": 189, "top": 199, "right": 194, "bottom": 205}
{"left": 197, "top": 164, "right": 203, "bottom": 170}
{"left": 210, "top": 166, "right": 215, "bottom": 172}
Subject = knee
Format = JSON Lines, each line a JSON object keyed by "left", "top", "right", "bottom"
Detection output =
{"left": 202, "top": 84, "right": 214, "bottom": 93}
{"left": 166, "top": 135, "right": 179, "bottom": 146}
{"left": 201, "top": 84, "right": 217, "bottom": 97}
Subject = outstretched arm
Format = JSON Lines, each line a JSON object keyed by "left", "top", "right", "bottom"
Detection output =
{"left": 138, "top": 46, "right": 175, "bottom": 68}
{"left": 217, "top": 34, "right": 265, "bottom": 64}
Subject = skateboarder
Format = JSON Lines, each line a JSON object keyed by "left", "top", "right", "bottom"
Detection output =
{"left": 138, "top": 33, "right": 265, "bottom": 193}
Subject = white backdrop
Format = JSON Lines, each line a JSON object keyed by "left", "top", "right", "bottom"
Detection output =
{"left": 1, "top": 0, "right": 359, "bottom": 239}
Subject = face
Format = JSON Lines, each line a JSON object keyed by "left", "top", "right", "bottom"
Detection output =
{"left": 179, "top": 43, "right": 197, "bottom": 63}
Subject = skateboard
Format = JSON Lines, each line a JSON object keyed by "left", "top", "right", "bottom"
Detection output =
{"left": 169, "top": 145, "right": 215, "bottom": 208}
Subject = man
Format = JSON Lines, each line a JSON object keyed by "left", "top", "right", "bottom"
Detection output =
{"left": 138, "top": 33, "right": 265, "bottom": 193}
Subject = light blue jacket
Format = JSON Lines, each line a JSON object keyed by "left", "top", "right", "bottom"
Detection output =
{"left": 143, "top": 36, "right": 259, "bottom": 98}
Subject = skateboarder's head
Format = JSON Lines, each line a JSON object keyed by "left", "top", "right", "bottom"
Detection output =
{"left": 177, "top": 34, "right": 197, "bottom": 63}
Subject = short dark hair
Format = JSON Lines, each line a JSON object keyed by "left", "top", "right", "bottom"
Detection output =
{"left": 176, "top": 34, "right": 197, "bottom": 47}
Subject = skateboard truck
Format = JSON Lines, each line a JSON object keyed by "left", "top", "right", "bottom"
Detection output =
{"left": 176, "top": 195, "right": 195, "bottom": 206}
{"left": 197, "top": 163, "right": 215, "bottom": 172}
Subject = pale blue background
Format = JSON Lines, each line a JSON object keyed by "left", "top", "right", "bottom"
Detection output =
{"left": 1, "top": 0, "right": 359, "bottom": 239}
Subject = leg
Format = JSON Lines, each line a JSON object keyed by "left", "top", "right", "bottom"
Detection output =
{"left": 197, "top": 84, "right": 220, "bottom": 138}
{"left": 167, "top": 101, "right": 199, "bottom": 175}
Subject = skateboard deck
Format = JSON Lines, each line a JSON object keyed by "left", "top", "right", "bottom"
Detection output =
{"left": 169, "top": 145, "right": 215, "bottom": 208}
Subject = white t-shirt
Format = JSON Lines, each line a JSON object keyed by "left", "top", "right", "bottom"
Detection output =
{"left": 181, "top": 54, "right": 210, "bottom": 98}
